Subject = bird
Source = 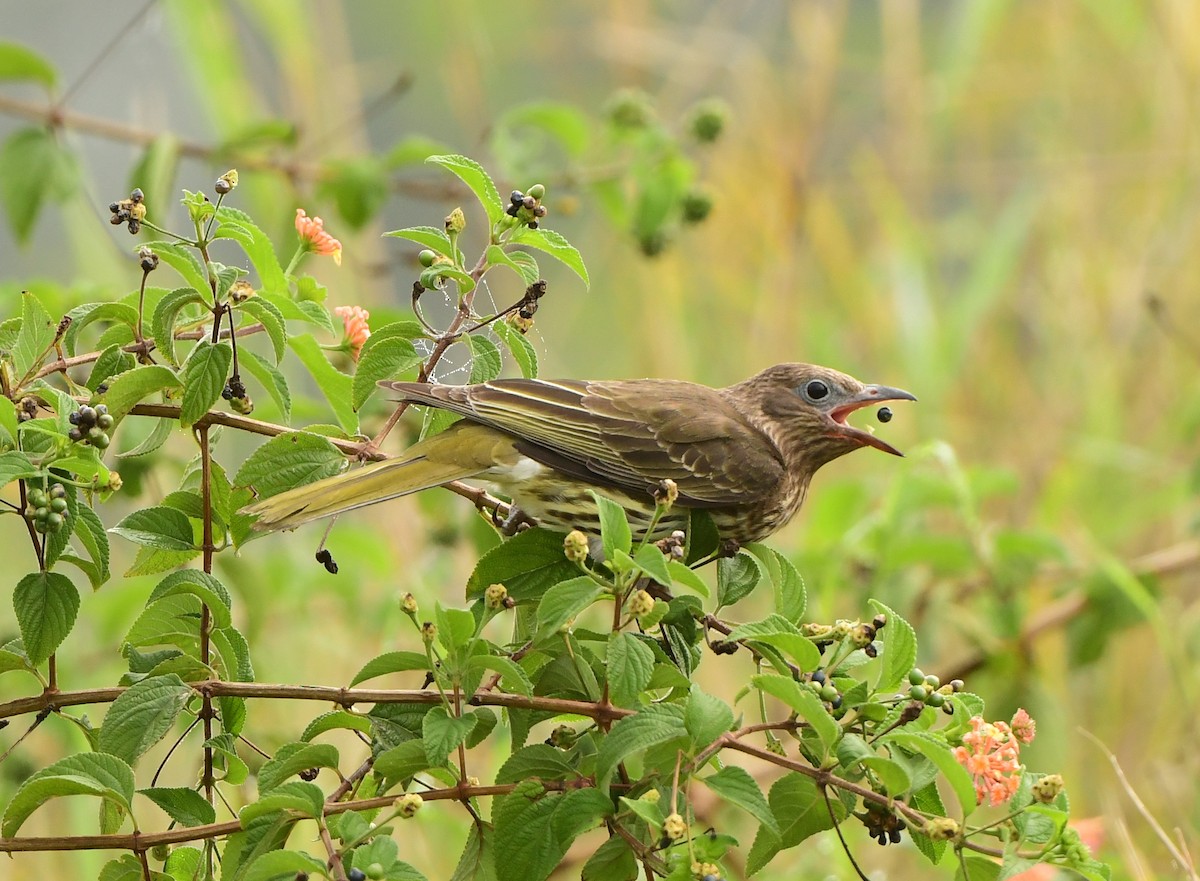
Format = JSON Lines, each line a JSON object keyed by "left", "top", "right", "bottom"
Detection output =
{"left": 242, "top": 363, "right": 915, "bottom": 544}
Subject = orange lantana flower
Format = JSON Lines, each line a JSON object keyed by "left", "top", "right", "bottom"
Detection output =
{"left": 334, "top": 305, "right": 370, "bottom": 360}
{"left": 295, "top": 208, "right": 342, "bottom": 265}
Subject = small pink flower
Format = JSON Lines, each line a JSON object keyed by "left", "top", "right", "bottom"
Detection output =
{"left": 1011, "top": 708, "right": 1037, "bottom": 745}
{"left": 295, "top": 208, "right": 342, "bottom": 265}
{"left": 335, "top": 305, "right": 370, "bottom": 360}
{"left": 955, "top": 715, "right": 1024, "bottom": 806}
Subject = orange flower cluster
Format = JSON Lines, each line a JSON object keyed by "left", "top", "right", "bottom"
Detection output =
{"left": 295, "top": 208, "right": 342, "bottom": 265}
{"left": 953, "top": 709, "right": 1035, "bottom": 806}
{"left": 335, "top": 305, "right": 370, "bottom": 360}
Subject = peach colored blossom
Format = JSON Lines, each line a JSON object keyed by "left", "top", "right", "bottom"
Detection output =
{"left": 1011, "top": 708, "right": 1037, "bottom": 745}
{"left": 954, "top": 715, "right": 1026, "bottom": 806}
{"left": 295, "top": 208, "right": 342, "bottom": 265}
{"left": 335, "top": 305, "right": 370, "bottom": 360}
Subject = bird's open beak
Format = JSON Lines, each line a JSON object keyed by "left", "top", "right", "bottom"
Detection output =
{"left": 829, "top": 385, "right": 917, "bottom": 457}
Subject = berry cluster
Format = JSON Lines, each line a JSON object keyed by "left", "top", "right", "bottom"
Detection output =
{"left": 68, "top": 404, "right": 113, "bottom": 448}
{"left": 25, "top": 484, "right": 68, "bottom": 534}
{"left": 221, "top": 374, "right": 253, "bottom": 414}
{"left": 808, "top": 669, "right": 843, "bottom": 710}
{"left": 860, "top": 802, "right": 904, "bottom": 846}
{"left": 505, "top": 184, "right": 548, "bottom": 229}
{"left": 108, "top": 188, "right": 146, "bottom": 234}
{"left": 907, "top": 667, "right": 963, "bottom": 714}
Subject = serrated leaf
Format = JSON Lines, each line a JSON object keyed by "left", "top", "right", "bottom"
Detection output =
{"left": 139, "top": 786, "right": 215, "bottom": 827}
{"left": 466, "top": 527, "right": 578, "bottom": 600}
{"left": 0, "top": 450, "right": 39, "bottom": 486}
{"left": 464, "top": 333, "right": 502, "bottom": 384}
{"left": 148, "top": 570, "right": 232, "bottom": 629}
{"left": 492, "top": 782, "right": 566, "bottom": 881}
{"left": 240, "top": 780, "right": 326, "bottom": 824}
{"left": 87, "top": 344, "right": 136, "bottom": 392}
{"left": 511, "top": 227, "right": 589, "bottom": 286}
{"left": 751, "top": 674, "right": 840, "bottom": 753}
{"left": 1, "top": 128, "right": 74, "bottom": 245}
{"left": 631, "top": 543, "right": 672, "bottom": 586}
{"left": 237, "top": 348, "right": 291, "bottom": 421}
{"left": 727, "top": 615, "right": 821, "bottom": 671}
{"left": 607, "top": 633, "right": 654, "bottom": 708}
{"left": 589, "top": 490, "right": 631, "bottom": 561}
{"left": 685, "top": 685, "right": 734, "bottom": 747}
{"left": 702, "top": 765, "right": 779, "bottom": 835}
{"left": 383, "top": 224, "right": 455, "bottom": 255}
{"left": 234, "top": 431, "right": 345, "bottom": 499}
{"left": 352, "top": 337, "right": 422, "bottom": 410}
{"left": 427, "top": 154, "right": 504, "bottom": 226}
{"left": 62, "top": 302, "right": 139, "bottom": 356}
{"left": 149, "top": 287, "right": 205, "bottom": 367}
{"left": 13, "top": 571, "right": 79, "bottom": 664}
{"left": 240, "top": 849, "right": 326, "bottom": 881}
{"left": 373, "top": 739, "right": 431, "bottom": 781}
{"left": 746, "top": 773, "right": 845, "bottom": 875}
{"left": 13, "top": 291, "right": 55, "bottom": 377}
{"left": 118, "top": 416, "right": 174, "bottom": 458}
{"left": 536, "top": 576, "right": 604, "bottom": 637}
{"left": 256, "top": 742, "right": 340, "bottom": 793}
{"left": 213, "top": 206, "right": 288, "bottom": 296}
{"left": 495, "top": 744, "right": 579, "bottom": 784}
{"left": 70, "top": 502, "right": 110, "bottom": 587}
{"left": 350, "top": 650, "right": 431, "bottom": 686}
{"left": 288, "top": 333, "right": 357, "bottom": 433}
{"left": 492, "top": 319, "right": 538, "bottom": 378}
{"left": 423, "top": 706, "right": 477, "bottom": 767}
{"left": 100, "top": 364, "right": 183, "bottom": 419}
{"left": 236, "top": 296, "right": 287, "bottom": 363}
{"left": 110, "top": 507, "right": 195, "bottom": 551}
{"left": 98, "top": 674, "right": 191, "bottom": 765}
{"left": 464, "top": 653, "right": 534, "bottom": 696}
{"left": 745, "top": 543, "right": 806, "bottom": 623}
{"left": 594, "top": 704, "right": 686, "bottom": 787}
{"left": 888, "top": 732, "right": 978, "bottom": 817}
{"left": 141, "top": 241, "right": 210, "bottom": 296}
{"left": 581, "top": 835, "right": 638, "bottom": 881}
{"left": 1, "top": 752, "right": 135, "bottom": 837}
{"left": 869, "top": 599, "right": 917, "bottom": 692}
{"left": 179, "top": 340, "right": 231, "bottom": 426}
{"left": 717, "top": 550, "right": 764, "bottom": 608}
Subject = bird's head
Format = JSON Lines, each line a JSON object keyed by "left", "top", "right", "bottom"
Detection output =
{"left": 731, "top": 363, "right": 917, "bottom": 469}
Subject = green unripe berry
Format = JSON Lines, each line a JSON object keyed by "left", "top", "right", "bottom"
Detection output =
{"left": 819, "top": 684, "right": 839, "bottom": 702}
{"left": 927, "top": 692, "right": 946, "bottom": 708}
{"left": 88, "top": 426, "right": 104, "bottom": 442}
{"left": 527, "top": 183, "right": 545, "bottom": 200}
{"left": 681, "top": 188, "right": 714, "bottom": 224}
{"left": 23, "top": 506, "right": 37, "bottom": 520}
{"left": 50, "top": 484, "right": 66, "bottom": 499}
{"left": 34, "top": 507, "right": 49, "bottom": 522}
{"left": 92, "top": 433, "right": 111, "bottom": 449}
{"left": 50, "top": 497, "right": 68, "bottom": 514}
{"left": 97, "top": 413, "right": 114, "bottom": 430}
{"left": 366, "top": 863, "right": 385, "bottom": 880}
{"left": 908, "top": 668, "right": 925, "bottom": 686}
{"left": 33, "top": 519, "right": 47, "bottom": 533}
{"left": 46, "top": 512, "right": 64, "bottom": 531}
{"left": 923, "top": 674, "right": 940, "bottom": 689}
{"left": 150, "top": 843, "right": 170, "bottom": 861}
{"left": 28, "top": 489, "right": 45, "bottom": 506}
{"left": 909, "top": 684, "right": 928, "bottom": 702}
{"left": 687, "top": 98, "right": 729, "bottom": 143}
{"left": 418, "top": 249, "right": 437, "bottom": 267}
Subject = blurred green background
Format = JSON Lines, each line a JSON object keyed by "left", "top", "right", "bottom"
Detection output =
{"left": 1, "top": 1, "right": 1198, "bottom": 878}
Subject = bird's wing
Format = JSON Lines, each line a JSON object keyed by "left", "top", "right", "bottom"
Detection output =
{"left": 386, "top": 378, "right": 785, "bottom": 507}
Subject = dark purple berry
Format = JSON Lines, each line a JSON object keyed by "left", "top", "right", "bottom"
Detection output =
{"left": 877, "top": 406, "right": 893, "bottom": 423}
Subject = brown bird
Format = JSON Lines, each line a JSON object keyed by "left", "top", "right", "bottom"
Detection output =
{"left": 243, "top": 364, "right": 915, "bottom": 543}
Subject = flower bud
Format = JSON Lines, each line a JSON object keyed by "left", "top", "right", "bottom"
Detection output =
{"left": 1032, "top": 774, "right": 1064, "bottom": 804}
{"left": 663, "top": 812, "right": 687, "bottom": 841}
{"left": 444, "top": 207, "right": 467, "bottom": 234}
{"left": 564, "top": 530, "right": 589, "bottom": 563}
{"left": 923, "top": 816, "right": 960, "bottom": 841}
{"left": 629, "top": 589, "right": 655, "bottom": 619}
{"left": 401, "top": 593, "right": 419, "bottom": 616}
{"left": 654, "top": 478, "right": 678, "bottom": 509}
{"left": 421, "top": 621, "right": 437, "bottom": 643}
{"left": 527, "top": 183, "right": 546, "bottom": 200}
{"left": 687, "top": 98, "right": 729, "bottom": 143}
{"left": 640, "top": 789, "right": 660, "bottom": 804}
{"left": 394, "top": 792, "right": 423, "bottom": 818}
{"left": 138, "top": 246, "right": 159, "bottom": 273}
{"left": 484, "top": 583, "right": 508, "bottom": 610}
{"left": 229, "top": 279, "right": 255, "bottom": 302}
{"left": 215, "top": 169, "right": 238, "bottom": 194}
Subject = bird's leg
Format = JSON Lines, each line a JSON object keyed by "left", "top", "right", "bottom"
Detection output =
{"left": 499, "top": 503, "right": 535, "bottom": 536}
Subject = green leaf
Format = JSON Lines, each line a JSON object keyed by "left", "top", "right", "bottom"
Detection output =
{"left": 0, "top": 647, "right": 36, "bottom": 680}
{"left": 234, "top": 431, "right": 345, "bottom": 499}
{"left": 100, "top": 364, "right": 183, "bottom": 419}
{"left": 13, "top": 571, "right": 79, "bottom": 664}
{"left": 492, "top": 782, "right": 566, "bottom": 881}
{"left": 384, "top": 224, "right": 456, "bottom": 256}
{"left": 466, "top": 527, "right": 578, "bottom": 601}
{"left": 238, "top": 349, "right": 291, "bottom": 421}
{"left": 465, "top": 333, "right": 503, "bottom": 384}
{"left": 213, "top": 206, "right": 288, "bottom": 296}
{"left": 63, "top": 302, "right": 139, "bottom": 356}
{"left": 0, "top": 128, "right": 75, "bottom": 245}
{"left": 589, "top": 490, "right": 631, "bottom": 561}
{"left": 746, "top": 773, "right": 846, "bottom": 875}
{"left": 436, "top": 602, "right": 478, "bottom": 652}
{"left": 581, "top": 835, "right": 638, "bottom": 881}
{"left": 630, "top": 544, "right": 673, "bottom": 587}
{"left": 423, "top": 706, "right": 478, "bottom": 767}
{"left": 110, "top": 507, "right": 196, "bottom": 551}
{"left": 464, "top": 653, "right": 534, "bottom": 696}
{"left": 510, "top": 227, "right": 589, "bottom": 287}
{"left": 139, "top": 786, "right": 216, "bottom": 827}
{"left": 702, "top": 765, "right": 779, "bottom": 836}
{"left": 552, "top": 787, "right": 612, "bottom": 841}
{"left": 149, "top": 287, "right": 205, "bottom": 367}
{"left": 751, "top": 674, "right": 840, "bottom": 753}
{"left": 87, "top": 344, "right": 136, "bottom": 392}
{"left": 0, "top": 42, "right": 57, "bottom": 88}
{"left": 745, "top": 543, "right": 806, "bottom": 623}
{"left": 869, "top": 600, "right": 917, "bottom": 692}
{"left": 374, "top": 739, "right": 432, "bottom": 782}
{"left": 450, "top": 822, "right": 499, "bottom": 881}
{"left": 256, "top": 742, "right": 340, "bottom": 793}
{"left": 684, "top": 685, "right": 734, "bottom": 747}
{"left": 239, "top": 780, "right": 326, "bottom": 824}
{"left": 955, "top": 857, "right": 1003, "bottom": 881}
{"left": 350, "top": 650, "right": 431, "bottom": 686}
{"left": 241, "top": 849, "right": 327, "bottom": 881}
{"left": 594, "top": 704, "right": 686, "bottom": 787}
{"left": 485, "top": 244, "right": 541, "bottom": 286}
{"left": 726, "top": 615, "right": 821, "bottom": 671}
{"left": 1, "top": 752, "right": 135, "bottom": 837}
{"left": 13, "top": 291, "right": 55, "bottom": 378}
{"left": 99, "top": 674, "right": 192, "bottom": 765}
{"left": 0, "top": 396, "right": 18, "bottom": 447}
{"left": 236, "top": 296, "right": 287, "bottom": 363}
{"left": 0, "top": 450, "right": 39, "bottom": 486}
{"left": 536, "top": 575, "right": 604, "bottom": 637}
{"left": 888, "top": 732, "right": 978, "bottom": 817}
{"left": 288, "top": 333, "right": 357, "bottom": 433}
{"left": 427, "top": 154, "right": 504, "bottom": 226}
{"left": 717, "top": 549, "right": 764, "bottom": 608}
{"left": 492, "top": 319, "right": 538, "bottom": 378}
{"left": 141, "top": 241, "right": 210, "bottom": 296}
{"left": 910, "top": 781, "right": 948, "bottom": 864}
{"left": 148, "top": 570, "right": 232, "bottom": 629}
{"left": 352, "top": 336, "right": 422, "bottom": 410}
{"left": 607, "top": 633, "right": 654, "bottom": 708}
{"left": 179, "top": 340, "right": 231, "bottom": 426}
{"left": 496, "top": 744, "right": 579, "bottom": 784}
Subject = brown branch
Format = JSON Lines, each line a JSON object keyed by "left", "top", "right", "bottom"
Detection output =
{"left": 34, "top": 325, "right": 265, "bottom": 380}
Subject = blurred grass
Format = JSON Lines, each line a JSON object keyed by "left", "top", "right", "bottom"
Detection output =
{"left": 1, "top": 0, "right": 1198, "bottom": 878}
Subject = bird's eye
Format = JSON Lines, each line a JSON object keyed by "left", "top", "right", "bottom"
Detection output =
{"left": 803, "top": 379, "right": 829, "bottom": 401}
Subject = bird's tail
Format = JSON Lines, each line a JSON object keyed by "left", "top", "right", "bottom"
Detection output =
{"left": 243, "top": 423, "right": 513, "bottom": 532}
